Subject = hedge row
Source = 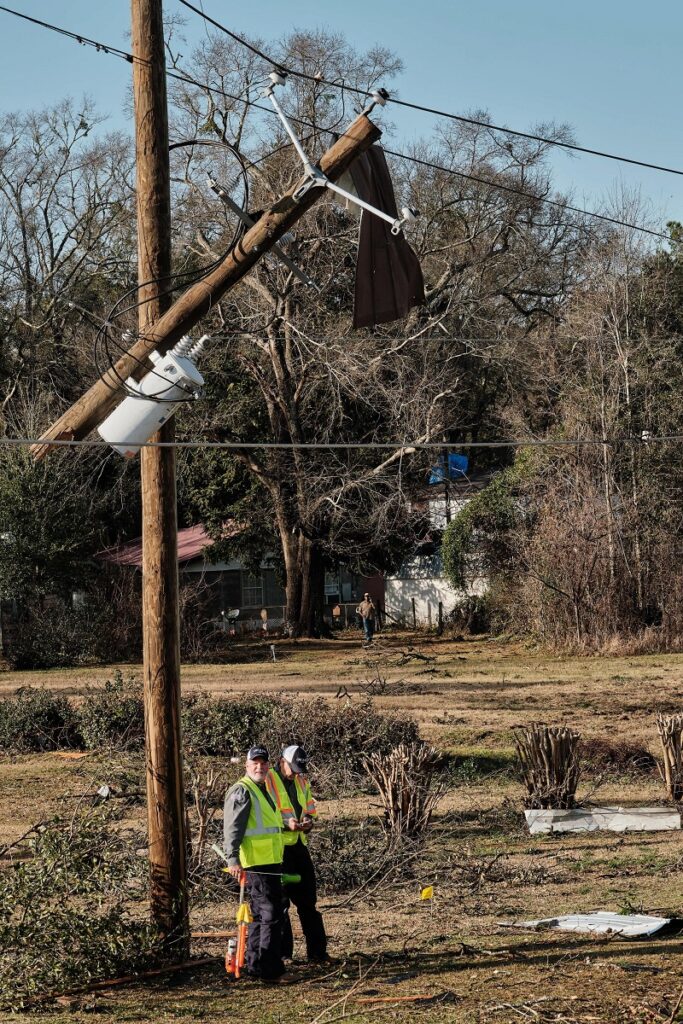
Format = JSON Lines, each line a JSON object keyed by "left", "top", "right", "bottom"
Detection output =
{"left": 0, "top": 672, "right": 418, "bottom": 781}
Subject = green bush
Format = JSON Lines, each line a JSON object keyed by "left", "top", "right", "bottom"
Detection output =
{"left": 0, "top": 682, "right": 419, "bottom": 788}
{"left": 0, "top": 808, "right": 159, "bottom": 1010}
{"left": 268, "top": 697, "right": 418, "bottom": 788}
{"left": 78, "top": 670, "right": 145, "bottom": 751}
{"left": 181, "top": 692, "right": 278, "bottom": 755}
{"left": 446, "top": 594, "right": 492, "bottom": 634}
{"left": 7, "top": 603, "right": 116, "bottom": 670}
{"left": 181, "top": 694, "right": 417, "bottom": 787}
{"left": 0, "top": 687, "right": 81, "bottom": 752}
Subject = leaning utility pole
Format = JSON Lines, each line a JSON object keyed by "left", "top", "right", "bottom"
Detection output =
{"left": 131, "top": 0, "right": 188, "bottom": 953}
{"left": 30, "top": 113, "right": 381, "bottom": 456}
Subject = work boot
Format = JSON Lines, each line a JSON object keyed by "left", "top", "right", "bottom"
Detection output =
{"left": 261, "top": 972, "right": 297, "bottom": 986}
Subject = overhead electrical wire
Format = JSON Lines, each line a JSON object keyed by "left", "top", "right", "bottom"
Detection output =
{"left": 166, "top": 75, "right": 673, "bottom": 241}
{"left": 3, "top": 436, "right": 682, "bottom": 450}
{"left": 0, "top": 4, "right": 135, "bottom": 61}
{"left": 176, "top": 0, "right": 683, "bottom": 179}
{"left": 2, "top": 10, "right": 678, "bottom": 463}
{"left": 381, "top": 147, "right": 669, "bottom": 240}
{"left": 0, "top": 4, "right": 673, "bottom": 242}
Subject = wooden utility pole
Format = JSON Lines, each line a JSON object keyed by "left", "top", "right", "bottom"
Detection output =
{"left": 131, "top": 0, "right": 188, "bottom": 953}
{"left": 30, "top": 113, "right": 381, "bottom": 457}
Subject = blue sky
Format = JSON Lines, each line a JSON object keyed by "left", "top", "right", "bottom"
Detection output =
{"left": 2, "top": 1, "right": 682, "bottom": 232}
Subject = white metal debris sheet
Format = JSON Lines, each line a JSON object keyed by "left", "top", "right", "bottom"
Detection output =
{"left": 511, "top": 912, "right": 672, "bottom": 937}
{"left": 525, "top": 806, "right": 681, "bottom": 834}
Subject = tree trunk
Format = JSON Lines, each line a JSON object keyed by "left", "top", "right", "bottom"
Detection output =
{"left": 281, "top": 530, "right": 328, "bottom": 638}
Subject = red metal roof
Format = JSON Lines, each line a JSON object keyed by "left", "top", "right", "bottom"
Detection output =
{"left": 98, "top": 523, "right": 226, "bottom": 567}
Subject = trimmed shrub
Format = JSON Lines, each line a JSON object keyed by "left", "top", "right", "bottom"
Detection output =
{"left": 181, "top": 694, "right": 418, "bottom": 787}
{"left": 0, "top": 682, "right": 419, "bottom": 791}
{"left": 78, "top": 671, "right": 145, "bottom": 751}
{"left": 0, "top": 687, "right": 81, "bottom": 752}
{"left": 268, "top": 697, "right": 418, "bottom": 789}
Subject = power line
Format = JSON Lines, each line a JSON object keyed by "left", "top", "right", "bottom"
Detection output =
{"left": 170, "top": 59, "right": 675, "bottom": 240}
{"left": 6, "top": 435, "right": 682, "bottom": 450}
{"left": 143, "top": 77, "right": 679, "bottom": 242}
{"left": 167, "top": 62, "right": 671, "bottom": 239}
{"left": 176, "top": 0, "right": 683, "bottom": 180}
{"left": 382, "top": 148, "right": 669, "bottom": 240}
{"left": 166, "top": 70, "right": 671, "bottom": 240}
{"left": 0, "top": 4, "right": 672, "bottom": 242}
{"left": 0, "top": 4, "right": 134, "bottom": 62}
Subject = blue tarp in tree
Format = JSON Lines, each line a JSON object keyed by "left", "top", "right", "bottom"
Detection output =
{"left": 428, "top": 453, "right": 469, "bottom": 484}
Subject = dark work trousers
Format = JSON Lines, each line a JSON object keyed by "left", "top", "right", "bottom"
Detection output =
{"left": 246, "top": 865, "right": 286, "bottom": 979}
{"left": 281, "top": 840, "right": 328, "bottom": 961}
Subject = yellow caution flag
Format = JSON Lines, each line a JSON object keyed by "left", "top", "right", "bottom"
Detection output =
{"left": 236, "top": 903, "right": 253, "bottom": 924}
{"left": 420, "top": 885, "right": 434, "bottom": 901}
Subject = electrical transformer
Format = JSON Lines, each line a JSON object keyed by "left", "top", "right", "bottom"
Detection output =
{"left": 98, "top": 336, "right": 207, "bottom": 457}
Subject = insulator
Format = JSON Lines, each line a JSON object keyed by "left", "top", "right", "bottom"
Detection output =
{"left": 171, "top": 335, "right": 193, "bottom": 357}
{"left": 189, "top": 334, "right": 210, "bottom": 361}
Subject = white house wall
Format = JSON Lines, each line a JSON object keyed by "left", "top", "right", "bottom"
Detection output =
{"left": 385, "top": 549, "right": 487, "bottom": 627}
{"left": 385, "top": 576, "right": 468, "bottom": 627}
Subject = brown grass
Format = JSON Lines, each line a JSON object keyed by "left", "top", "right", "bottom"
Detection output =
{"left": 3, "top": 633, "right": 683, "bottom": 1023}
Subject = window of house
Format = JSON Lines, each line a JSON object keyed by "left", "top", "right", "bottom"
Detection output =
{"left": 220, "top": 570, "right": 241, "bottom": 610}
{"left": 324, "top": 572, "right": 340, "bottom": 598}
{"left": 263, "top": 568, "right": 286, "bottom": 606}
{"left": 241, "top": 572, "right": 263, "bottom": 607}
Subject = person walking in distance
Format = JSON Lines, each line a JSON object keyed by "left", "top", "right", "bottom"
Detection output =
{"left": 223, "top": 746, "right": 299, "bottom": 983}
{"left": 266, "top": 745, "right": 329, "bottom": 963}
{"left": 356, "top": 592, "right": 376, "bottom": 646}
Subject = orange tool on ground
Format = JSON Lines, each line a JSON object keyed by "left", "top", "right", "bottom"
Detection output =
{"left": 225, "top": 869, "right": 252, "bottom": 978}
{"left": 211, "top": 846, "right": 300, "bottom": 980}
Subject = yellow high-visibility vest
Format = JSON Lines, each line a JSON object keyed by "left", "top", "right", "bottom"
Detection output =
{"left": 266, "top": 769, "right": 317, "bottom": 847}
{"left": 232, "top": 775, "right": 284, "bottom": 867}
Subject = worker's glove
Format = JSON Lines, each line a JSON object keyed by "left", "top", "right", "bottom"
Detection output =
{"left": 301, "top": 815, "right": 314, "bottom": 833}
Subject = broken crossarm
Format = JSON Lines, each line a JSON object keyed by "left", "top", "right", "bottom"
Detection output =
{"left": 264, "top": 71, "right": 418, "bottom": 236}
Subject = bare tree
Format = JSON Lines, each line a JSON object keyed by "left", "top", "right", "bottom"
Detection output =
{"left": 0, "top": 100, "right": 135, "bottom": 418}
{"left": 162, "top": 29, "right": 589, "bottom": 636}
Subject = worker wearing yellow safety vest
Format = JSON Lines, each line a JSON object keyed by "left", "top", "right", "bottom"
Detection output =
{"left": 223, "top": 745, "right": 299, "bottom": 983}
{"left": 266, "top": 745, "right": 329, "bottom": 963}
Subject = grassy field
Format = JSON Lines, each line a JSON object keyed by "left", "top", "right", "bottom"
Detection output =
{"left": 3, "top": 633, "right": 683, "bottom": 1023}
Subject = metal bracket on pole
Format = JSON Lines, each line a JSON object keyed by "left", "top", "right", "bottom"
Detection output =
{"left": 207, "top": 175, "right": 319, "bottom": 290}
{"left": 263, "top": 72, "right": 419, "bottom": 236}
{"left": 362, "top": 87, "right": 390, "bottom": 117}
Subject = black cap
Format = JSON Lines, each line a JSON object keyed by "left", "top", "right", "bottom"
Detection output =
{"left": 247, "top": 745, "right": 269, "bottom": 761}
{"left": 281, "top": 744, "right": 309, "bottom": 773}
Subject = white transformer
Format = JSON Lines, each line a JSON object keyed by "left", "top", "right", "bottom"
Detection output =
{"left": 98, "top": 335, "right": 208, "bottom": 458}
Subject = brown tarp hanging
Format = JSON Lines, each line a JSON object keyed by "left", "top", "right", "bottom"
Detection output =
{"left": 349, "top": 144, "right": 425, "bottom": 329}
